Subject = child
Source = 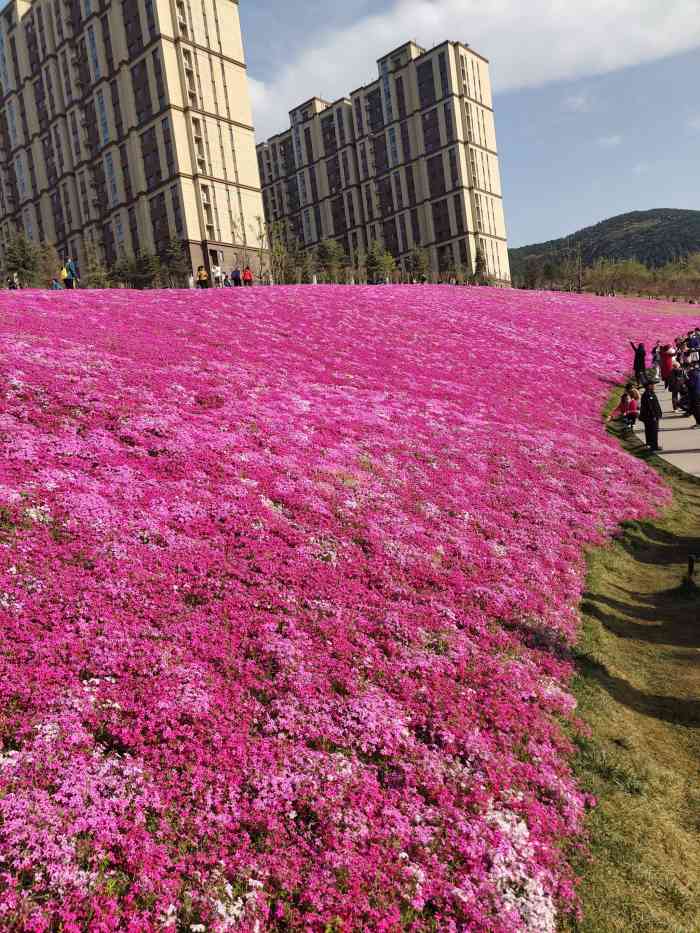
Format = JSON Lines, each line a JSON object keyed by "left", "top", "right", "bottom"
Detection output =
{"left": 607, "top": 392, "right": 639, "bottom": 434}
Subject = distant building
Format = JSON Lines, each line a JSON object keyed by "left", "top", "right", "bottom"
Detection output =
{"left": 257, "top": 40, "right": 510, "bottom": 282}
{"left": 0, "top": 0, "right": 264, "bottom": 274}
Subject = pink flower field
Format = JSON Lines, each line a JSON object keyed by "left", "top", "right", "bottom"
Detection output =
{"left": 0, "top": 286, "right": 696, "bottom": 932}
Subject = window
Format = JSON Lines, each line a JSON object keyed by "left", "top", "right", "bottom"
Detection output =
{"left": 63, "top": 185, "right": 73, "bottom": 228}
{"left": 87, "top": 25, "right": 100, "bottom": 79}
{"left": 388, "top": 127, "right": 399, "bottom": 167}
{"left": 69, "top": 111, "right": 81, "bottom": 158}
{"left": 104, "top": 151, "right": 118, "bottom": 204}
{"left": 354, "top": 97, "right": 364, "bottom": 136}
{"left": 110, "top": 80, "right": 123, "bottom": 138}
{"left": 201, "top": 185, "right": 215, "bottom": 239}
{"left": 102, "top": 15, "right": 113, "bottom": 72}
{"left": 152, "top": 50, "right": 166, "bottom": 109}
{"left": 422, "top": 108, "right": 440, "bottom": 154}
{"left": 128, "top": 205, "right": 140, "bottom": 254}
{"left": 438, "top": 51, "right": 449, "bottom": 98}
{"left": 453, "top": 194, "right": 465, "bottom": 233}
{"left": 14, "top": 153, "right": 26, "bottom": 197}
{"left": 114, "top": 213, "right": 125, "bottom": 252}
{"left": 61, "top": 52, "right": 72, "bottom": 103}
{"left": 96, "top": 89, "right": 109, "bottom": 145}
{"left": 303, "top": 126, "right": 313, "bottom": 162}
{"left": 400, "top": 120, "right": 411, "bottom": 162}
{"left": 182, "top": 49, "right": 197, "bottom": 106}
{"left": 359, "top": 143, "right": 368, "bottom": 179}
{"left": 395, "top": 75, "right": 406, "bottom": 119}
{"left": 140, "top": 127, "right": 161, "bottom": 188}
{"left": 417, "top": 60, "right": 436, "bottom": 109}
{"left": 6, "top": 99, "right": 17, "bottom": 146}
{"left": 119, "top": 144, "right": 132, "bottom": 199}
{"left": 449, "top": 148, "right": 459, "bottom": 188}
{"left": 191, "top": 117, "right": 207, "bottom": 173}
{"left": 53, "top": 125, "right": 64, "bottom": 172}
{"left": 149, "top": 191, "right": 168, "bottom": 250}
{"left": 170, "top": 185, "right": 183, "bottom": 235}
{"left": 176, "top": 0, "right": 188, "bottom": 36}
{"left": 161, "top": 118, "right": 174, "bottom": 175}
{"left": 131, "top": 60, "right": 152, "bottom": 124}
{"left": 144, "top": 0, "right": 155, "bottom": 36}
{"left": 444, "top": 102, "right": 454, "bottom": 142}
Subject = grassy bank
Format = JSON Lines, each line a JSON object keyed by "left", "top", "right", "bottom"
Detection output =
{"left": 564, "top": 407, "right": 700, "bottom": 931}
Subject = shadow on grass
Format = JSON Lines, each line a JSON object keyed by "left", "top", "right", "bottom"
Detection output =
{"left": 581, "top": 593, "right": 699, "bottom": 648}
{"left": 574, "top": 648, "right": 700, "bottom": 727}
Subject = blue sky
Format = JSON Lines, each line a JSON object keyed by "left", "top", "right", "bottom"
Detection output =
{"left": 241, "top": 0, "right": 700, "bottom": 247}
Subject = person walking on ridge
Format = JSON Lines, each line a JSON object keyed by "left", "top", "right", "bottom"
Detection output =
{"left": 639, "top": 382, "right": 663, "bottom": 451}
{"left": 630, "top": 341, "right": 646, "bottom": 385}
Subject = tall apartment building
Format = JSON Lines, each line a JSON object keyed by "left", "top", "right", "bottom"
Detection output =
{"left": 0, "top": 0, "right": 264, "bottom": 274}
{"left": 257, "top": 40, "right": 510, "bottom": 282}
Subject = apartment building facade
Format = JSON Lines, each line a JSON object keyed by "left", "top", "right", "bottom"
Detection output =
{"left": 0, "top": 0, "right": 264, "bottom": 274}
{"left": 257, "top": 40, "right": 510, "bottom": 282}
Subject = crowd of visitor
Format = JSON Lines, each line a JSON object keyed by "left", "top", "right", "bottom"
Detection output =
{"left": 194, "top": 264, "right": 255, "bottom": 288}
{"left": 609, "top": 328, "right": 700, "bottom": 451}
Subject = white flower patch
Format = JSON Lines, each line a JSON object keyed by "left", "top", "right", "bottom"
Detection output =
{"left": 25, "top": 504, "right": 51, "bottom": 524}
{"left": 486, "top": 806, "right": 557, "bottom": 933}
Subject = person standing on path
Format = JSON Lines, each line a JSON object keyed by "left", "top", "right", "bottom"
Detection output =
{"left": 196, "top": 265, "right": 209, "bottom": 288}
{"left": 231, "top": 266, "right": 242, "bottom": 287}
{"left": 242, "top": 265, "right": 254, "bottom": 287}
{"left": 64, "top": 257, "right": 79, "bottom": 289}
{"left": 668, "top": 363, "right": 686, "bottom": 412}
{"left": 660, "top": 344, "right": 675, "bottom": 388}
{"left": 640, "top": 382, "right": 664, "bottom": 451}
{"left": 630, "top": 341, "right": 646, "bottom": 385}
{"left": 687, "top": 366, "right": 700, "bottom": 428}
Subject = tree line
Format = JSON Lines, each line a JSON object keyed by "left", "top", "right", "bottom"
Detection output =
{"left": 2, "top": 223, "right": 494, "bottom": 290}
{"left": 516, "top": 251, "right": 700, "bottom": 302}
{"left": 2, "top": 230, "right": 192, "bottom": 289}
{"left": 266, "top": 220, "right": 489, "bottom": 285}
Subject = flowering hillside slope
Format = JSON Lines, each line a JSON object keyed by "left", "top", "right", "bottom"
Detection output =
{"left": 0, "top": 287, "right": 694, "bottom": 932}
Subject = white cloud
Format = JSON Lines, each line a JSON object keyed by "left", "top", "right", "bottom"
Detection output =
{"left": 562, "top": 91, "right": 593, "bottom": 112}
{"left": 597, "top": 134, "right": 623, "bottom": 148}
{"left": 249, "top": 0, "right": 700, "bottom": 139}
{"left": 687, "top": 113, "right": 700, "bottom": 131}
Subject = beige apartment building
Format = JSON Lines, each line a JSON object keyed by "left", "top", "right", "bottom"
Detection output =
{"left": 257, "top": 40, "right": 510, "bottom": 282}
{"left": 0, "top": 0, "right": 264, "bottom": 275}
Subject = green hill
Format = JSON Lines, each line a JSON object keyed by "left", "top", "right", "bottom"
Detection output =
{"left": 509, "top": 209, "right": 700, "bottom": 282}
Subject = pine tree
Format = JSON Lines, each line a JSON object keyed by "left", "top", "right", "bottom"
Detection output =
{"left": 159, "top": 238, "right": 190, "bottom": 287}
{"left": 408, "top": 247, "right": 431, "bottom": 282}
{"left": 4, "top": 229, "right": 40, "bottom": 287}
{"left": 37, "top": 242, "right": 62, "bottom": 287}
{"left": 316, "top": 239, "right": 346, "bottom": 283}
{"left": 474, "top": 247, "right": 487, "bottom": 284}
{"left": 81, "top": 240, "right": 111, "bottom": 288}
{"left": 380, "top": 249, "right": 397, "bottom": 282}
{"left": 365, "top": 241, "right": 384, "bottom": 284}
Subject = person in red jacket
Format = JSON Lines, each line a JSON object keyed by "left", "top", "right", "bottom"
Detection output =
{"left": 660, "top": 344, "right": 675, "bottom": 387}
{"left": 607, "top": 391, "right": 639, "bottom": 434}
{"left": 242, "top": 265, "right": 254, "bottom": 287}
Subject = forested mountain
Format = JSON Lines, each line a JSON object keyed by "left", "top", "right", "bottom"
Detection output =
{"left": 509, "top": 209, "right": 700, "bottom": 283}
